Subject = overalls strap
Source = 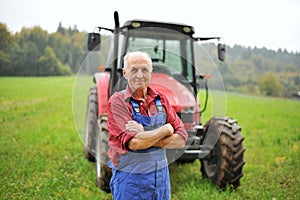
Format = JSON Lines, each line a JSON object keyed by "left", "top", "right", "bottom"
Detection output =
{"left": 130, "top": 95, "right": 163, "bottom": 116}
{"left": 130, "top": 99, "right": 141, "bottom": 115}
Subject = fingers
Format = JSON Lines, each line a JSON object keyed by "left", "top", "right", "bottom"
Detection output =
{"left": 162, "top": 123, "right": 174, "bottom": 135}
{"left": 125, "top": 121, "right": 144, "bottom": 132}
{"left": 127, "top": 120, "right": 137, "bottom": 124}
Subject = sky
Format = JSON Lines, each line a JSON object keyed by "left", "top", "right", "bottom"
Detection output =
{"left": 1, "top": 0, "right": 300, "bottom": 53}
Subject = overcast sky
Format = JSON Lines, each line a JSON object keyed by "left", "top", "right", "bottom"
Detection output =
{"left": 1, "top": 0, "right": 299, "bottom": 52}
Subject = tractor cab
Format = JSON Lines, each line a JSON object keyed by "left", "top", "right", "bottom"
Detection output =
{"left": 88, "top": 19, "right": 225, "bottom": 96}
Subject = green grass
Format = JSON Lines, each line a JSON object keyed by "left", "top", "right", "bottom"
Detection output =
{"left": 1, "top": 77, "right": 299, "bottom": 199}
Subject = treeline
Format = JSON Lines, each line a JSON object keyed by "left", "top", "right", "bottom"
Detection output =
{"left": 0, "top": 22, "right": 299, "bottom": 98}
{"left": 225, "top": 45, "right": 299, "bottom": 97}
{"left": 201, "top": 43, "right": 300, "bottom": 98}
{"left": 0, "top": 22, "right": 87, "bottom": 76}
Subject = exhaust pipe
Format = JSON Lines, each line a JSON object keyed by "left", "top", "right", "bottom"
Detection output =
{"left": 110, "top": 11, "right": 120, "bottom": 97}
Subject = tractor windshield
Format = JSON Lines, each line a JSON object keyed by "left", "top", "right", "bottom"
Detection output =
{"left": 124, "top": 28, "right": 195, "bottom": 83}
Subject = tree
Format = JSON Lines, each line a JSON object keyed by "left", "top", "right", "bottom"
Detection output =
{"left": 56, "top": 22, "right": 65, "bottom": 35}
{"left": 259, "top": 72, "right": 283, "bottom": 96}
{"left": 0, "top": 23, "right": 13, "bottom": 51}
{"left": 0, "top": 23, "right": 14, "bottom": 74}
{"left": 0, "top": 51, "right": 11, "bottom": 75}
{"left": 38, "top": 46, "right": 71, "bottom": 75}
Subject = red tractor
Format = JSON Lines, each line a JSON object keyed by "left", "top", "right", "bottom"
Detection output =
{"left": 82, "top": 11, "right": 245, "bottom": 192}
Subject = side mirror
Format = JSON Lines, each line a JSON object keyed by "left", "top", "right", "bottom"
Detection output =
{"left": 218, "top": 43, "right": 225, "bottom": 61}
{"left": 87, "top": 33, "right": 101, "bottom": 51}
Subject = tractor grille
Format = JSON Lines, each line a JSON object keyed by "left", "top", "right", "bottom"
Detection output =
{"left": 177, "top": 113, "right": 194, "bottom": 123}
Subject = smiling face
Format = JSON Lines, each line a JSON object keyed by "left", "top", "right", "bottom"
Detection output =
{"left": 123, "top": 52, "right": 153, "bottom": 94}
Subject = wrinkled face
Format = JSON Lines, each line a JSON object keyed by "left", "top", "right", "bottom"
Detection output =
{"left": 123, "top": 54, "right": 152, "bottom": 92}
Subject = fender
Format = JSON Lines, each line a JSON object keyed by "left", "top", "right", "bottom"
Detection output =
{"left": 150, "top": 73, "right": 199, "bottom": 128}
{"left": 94, "top": 72, "right": 110, "bottom": 115}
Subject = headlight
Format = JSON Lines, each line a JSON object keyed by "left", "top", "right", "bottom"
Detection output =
{"left": 183, "top": 27, "right": 192, "bottom": 33}
{"left": 131, "top": 22, "right": 141, "bottom": 28}
{"left": 182, "top": 106, "right": 195, "bottom": 114}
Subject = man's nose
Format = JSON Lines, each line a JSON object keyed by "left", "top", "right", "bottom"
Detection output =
{"left": 136, "top": 69, "right": 143, "bottom": 77}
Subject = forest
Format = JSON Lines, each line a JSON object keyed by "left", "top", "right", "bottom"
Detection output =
{"left": 0, "top": 22, "right": 299, "bottom": 98}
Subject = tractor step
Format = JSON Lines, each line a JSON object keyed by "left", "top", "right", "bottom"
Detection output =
{"left": 183, "top": 149, "right": 211, "bottom": 160}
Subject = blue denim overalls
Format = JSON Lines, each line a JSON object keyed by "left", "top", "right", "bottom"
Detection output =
{"left": 108, "top": 96, "right": 170, "bottom": 200}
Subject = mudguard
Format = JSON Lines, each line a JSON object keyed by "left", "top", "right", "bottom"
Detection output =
{"left": 94, "top": 72, "right": 110, "bottom": 115}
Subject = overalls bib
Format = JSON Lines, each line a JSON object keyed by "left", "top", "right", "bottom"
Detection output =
{"left": 108, "top": 96, "right": 170, "bottom": 200}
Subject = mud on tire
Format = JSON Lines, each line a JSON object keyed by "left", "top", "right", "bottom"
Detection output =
{"left": 95, "top": 115, "right": 112, "bottom": 193}
{"left": 200, "top": 117, "right": 246, "bottom": 189}
{"left": 84, "top": 87, "right": 98, "bottom": 162}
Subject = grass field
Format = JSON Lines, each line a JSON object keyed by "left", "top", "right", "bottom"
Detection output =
{"left": 0, "top": 77, "right": 299, "bottom": 199}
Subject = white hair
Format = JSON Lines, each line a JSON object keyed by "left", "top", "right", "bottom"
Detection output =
{"left": 123, "top": 51, "right": 152, "bottom": 71}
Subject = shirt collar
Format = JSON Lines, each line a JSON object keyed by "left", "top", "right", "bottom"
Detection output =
{"left": 123, "top": 85, "right": 158, "bottom": 102}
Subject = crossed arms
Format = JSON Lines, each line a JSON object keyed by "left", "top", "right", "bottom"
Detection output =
{"left": 126, "top": 120, "right": 186, "bottom": 151}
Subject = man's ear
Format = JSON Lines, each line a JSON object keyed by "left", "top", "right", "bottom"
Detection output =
{"left": 122, "top": 68, "right": 128, "bottom": 79}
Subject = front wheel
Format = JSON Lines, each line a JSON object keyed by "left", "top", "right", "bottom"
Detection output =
{"left": 200, "top": 117, "right": 246, "bottom": 189}
{"left": 95, "top": 115, "right": 112, "bottom": 193}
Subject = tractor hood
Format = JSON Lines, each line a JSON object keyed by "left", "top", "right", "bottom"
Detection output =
{"left": 150, "top": 73, "right": 196, "bottom": 113}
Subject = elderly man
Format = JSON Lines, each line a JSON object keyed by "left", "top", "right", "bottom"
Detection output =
{"left": 107, "top": 51, "right": 188, "bottom": 200}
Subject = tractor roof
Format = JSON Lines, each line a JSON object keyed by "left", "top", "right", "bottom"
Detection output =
{"left": 122, "top": 20, "right": 195, "bottom": 37}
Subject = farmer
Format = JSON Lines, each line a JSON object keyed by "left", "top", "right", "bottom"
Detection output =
{"left": 107, "top": 51, "right": 188, "bottom": 200}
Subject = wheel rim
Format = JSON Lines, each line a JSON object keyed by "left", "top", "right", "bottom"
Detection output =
{"left": 203, "top": 160, "right": 217, "bottom": 178}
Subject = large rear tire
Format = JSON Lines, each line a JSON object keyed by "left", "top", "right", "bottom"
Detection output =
{"left": 95, "top": 115, "right": 112, "bottom": 193}
{"left": 84, "top": 87, "right": 98, "bottom": 162}
{"left": 200, "top": 117, "right": 246, "bottom": 189}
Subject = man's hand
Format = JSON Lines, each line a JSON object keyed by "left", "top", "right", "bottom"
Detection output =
{"left": 160, "top": 123, "right": 174, "bottom": 136}
{"left": 126, "top": 122, "right": 174, "bottom": 150}
{"left": 125, "top": 120, "right": 144, "bottom": 132}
